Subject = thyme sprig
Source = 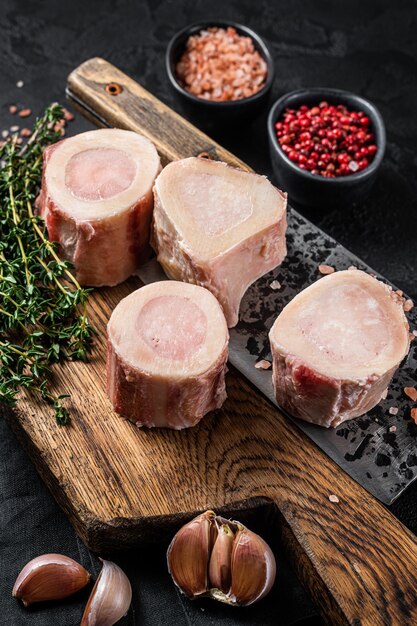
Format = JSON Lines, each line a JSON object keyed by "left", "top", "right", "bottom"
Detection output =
{"left": 0, "top": 104, "right": 94, "bottom": 424}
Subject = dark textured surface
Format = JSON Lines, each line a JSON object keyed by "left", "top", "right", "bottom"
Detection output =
{"left": 1, "top": 0, "right": 417, "bottom": 624}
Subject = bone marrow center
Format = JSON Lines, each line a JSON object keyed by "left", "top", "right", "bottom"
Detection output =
{"left": 136, "top": 295, "right": 208, "bottom": 360}
{"left": 298, "top": 284, "right": 389, "bottom": 364}
{"left": 65, "top": 148, "right": 137, "bottom": 201}
{"left": 177, "top": 172, "right": 253, "bottom": 236}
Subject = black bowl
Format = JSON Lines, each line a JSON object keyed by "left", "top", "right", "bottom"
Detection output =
{"left": 267, "top": 88, "right": 386, "bottom": 209}
{"left": 166, "top": 21, "right": 275, "bottom": 130}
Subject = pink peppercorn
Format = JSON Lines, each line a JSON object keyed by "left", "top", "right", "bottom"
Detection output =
{"left": 275, "top": 101, "right": 378, "bottom": 178}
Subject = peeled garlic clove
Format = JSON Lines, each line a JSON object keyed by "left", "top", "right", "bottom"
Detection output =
{"left": 81, "top": 559, "right": 132, "bottom": 626}
{"left": 12, "top": 553, "right": 90, "bottom": 607}
{"left": 230, "top": 528, "right": 276, "bottom": 606}
{"left": 208, "top": 524, "right": 234, "bottom": 593}
{"left": 167, "top": 510, "right": 214, "bottom": 598}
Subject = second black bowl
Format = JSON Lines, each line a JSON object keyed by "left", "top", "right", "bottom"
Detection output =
{"left": 267, "top": 88, "right": 386, "bottom": 209}
{"left": 166, "top": 21, "right": 275, "bottom": 129}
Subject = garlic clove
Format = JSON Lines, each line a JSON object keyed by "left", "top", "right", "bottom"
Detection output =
{"left": 81, "top": 559, "right": 132, "bottom": 626}
{"left": 12, "top": 553, "right": 90, "bottom": 607}
{"left": 208, "top": 524, "right": 234, "bottom": 593}
{"left": 167, "top": 510, "right": 214, "bottom": 598}
{"left": 229, "top": 528, "right": 276, "bottom": 606}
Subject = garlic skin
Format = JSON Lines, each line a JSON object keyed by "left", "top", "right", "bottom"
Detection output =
{"left": 12, "top": 553, "right": 90, "bottom": 607}
{"left": 81, "top": 559, "right": 132, "bottom": 626}
{"left": 167, "top": 511, "right": 276, "bottom": 606}
{"left": 167, "top": 510, "right": 214, "bottom": 598}
{"left": 230, "top": 528, "right": 276, "bottom": 606}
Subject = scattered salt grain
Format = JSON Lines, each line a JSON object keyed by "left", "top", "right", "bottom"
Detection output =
{"left": 389, "top": 425, "right": 397, "bottom": 433}
{"left": 1, "top": 130, "right": 9, "bottom": 138}
{"left": 255, "top": 359, "right": 271, "bottom": 370}
{"left": 318, "top": 264, "right": 335, "bottom": 275}
{"left": 349, "top": 160, "right": 359, "bottom": 172}
{"left": 404, "top": 298, "right": 414, "bottom": 312}
{"left": 10, "top": 125, "right": 19, "bottom": 132}
{"left": 413, "top": 330, "right": 417, "bottom": 337}
{"left": 389, "top": 407, "right": 398, "bottom": 416}
{"left": 328, "top": 494, "right": 339, "bottom": 503}
{"left": 63, "top": 108, "right": 75, "bottom": 121}
{"left": 18, "top": 108, "right": 31, "bottom": 118}
{"left": 404, "top": 387, "right": 417, "bottom": 402}
{"left": 16, "top": 80, "right": 24, "bottom": 88}
{"left": 270, "top": 280, "right": 281, "bottom": 290}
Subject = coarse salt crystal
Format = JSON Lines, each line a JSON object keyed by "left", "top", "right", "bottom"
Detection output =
{"left": 1, "top": 130, "right": 9, "bottom": 138}
{"left": 389, "top": 407, "right": 398, "bottom": 415}
{"left": 18, "top": 108, "right": 31, "bottom": 118}
{"left": 16, "top": 80, "right": 24, "bottom": 88}
{"left": 349, "top": 160, "right": 359, "bottom": 172}
{"left": 63, "top": 109, "right": 75, "bottom": 121}
{"left": 329, "top": 494, "right": 339, "bottom": 503}
{"left": 403, "top": 298, "right": 414, "bottom": 312}
{"left": 389, "top": 425, "right": 397, "bottom": 433}
{"left": 270, "top": 280, "right": 281, "bottom": 290}
{"left": 404, "top": 387, "right": 417, "bottom": 402}
{"left": 413, "top": 330, "right": 417, "bottom": 337}
{"left": 10, "top": 125, "right": 19, "bottom": 132}
{"left": 318, "top": 264, "right": 335, "bottom": 275}
{"left": 255, "top": 359, "right": 271, "bottom": 370}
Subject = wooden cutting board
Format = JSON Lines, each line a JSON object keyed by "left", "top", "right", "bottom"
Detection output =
{"left": 3, "top": 57, "right": 417, "bottom": 626}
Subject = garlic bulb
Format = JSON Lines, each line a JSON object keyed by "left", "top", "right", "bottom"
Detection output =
{"left": 167, "top": 511, "right": 276, "bottom": 606}
{"left": 12, "top": 553, "right": 90, "bottom": 606}
{"left": 81, "top": 559, "right": 132, "bottom": 626}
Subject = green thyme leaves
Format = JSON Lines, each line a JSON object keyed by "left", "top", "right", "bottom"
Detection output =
{"left": 0, "top": 104, "right": 94, "bottom": 424}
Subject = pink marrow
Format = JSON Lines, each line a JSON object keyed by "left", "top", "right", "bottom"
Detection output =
{"left": 152, "top": 157, "right": 287, "bottom": 327}
{"left": 107, "top": 281, "right": 229, "bottom": 429}
{"left": 36, "top": 129, "right": 161, "bottom": 287}
{"left": 269, "top": 269, "right": 410, "bottom": 428}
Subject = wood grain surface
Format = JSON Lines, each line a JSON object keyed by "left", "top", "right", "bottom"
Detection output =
{"left": 2, "top": 57, "right": 417, "bottom": 626}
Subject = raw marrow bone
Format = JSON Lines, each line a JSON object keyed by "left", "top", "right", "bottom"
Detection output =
{"left": 152, "top": 157, "right": 287, "bottom": 327}
{"left": 36, "top": 128, "right": 161, "bottom": 287}
{"left": 269, "top": 269, "right": 410, "bottom": 428}
{"left": 107, "top": 280, "right": 229, "bottom": 429}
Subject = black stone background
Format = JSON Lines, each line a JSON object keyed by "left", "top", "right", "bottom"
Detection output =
{"left": 1, "top": 0, "right": 417, "bottom": 624}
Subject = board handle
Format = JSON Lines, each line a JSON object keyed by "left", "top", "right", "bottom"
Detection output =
{"left": 67, "top": 56, "right": 249, "bottom": 169}
{"left": 67, "top": 58, "right": 417, "bottom": 626}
